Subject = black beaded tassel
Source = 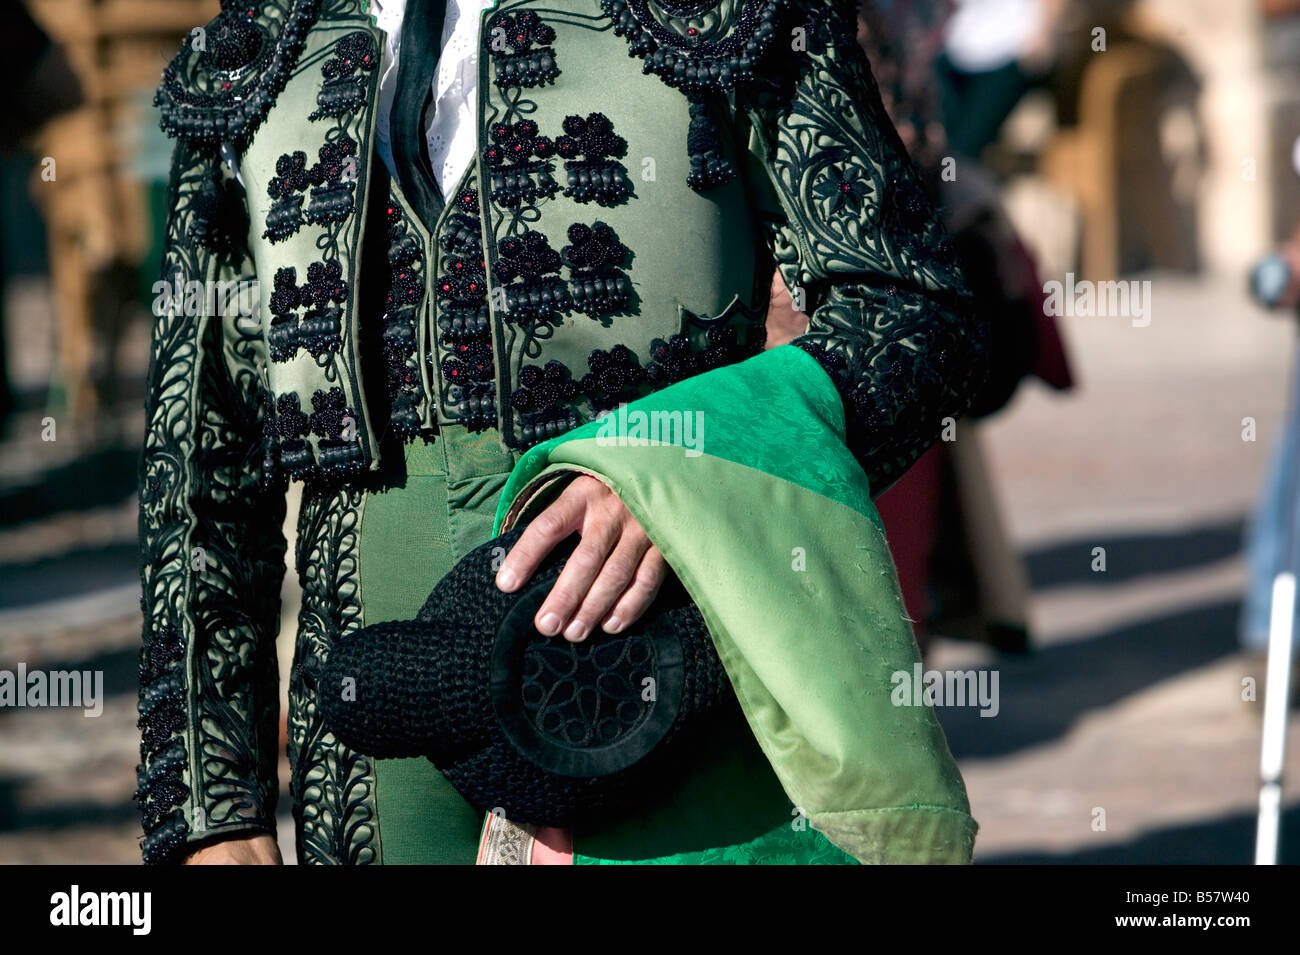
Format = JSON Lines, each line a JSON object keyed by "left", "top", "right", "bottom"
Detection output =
{"left": 685, "top": 95, "right": 734, "bottom": 190}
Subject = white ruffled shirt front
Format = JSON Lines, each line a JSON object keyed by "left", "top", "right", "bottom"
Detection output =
{"left": 371, "top": 0, "right": 495, "bottom": 196}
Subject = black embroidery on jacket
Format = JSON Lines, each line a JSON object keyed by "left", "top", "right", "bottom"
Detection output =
{"left": 382, "top": 196, "right": 433, "bottom": 440}
{"left": 266, "top": 137, "right": 360, "bottom": 243}
{"left": 264, "top": 151, "right": 310, "bottom": 243}
{"left": 483, "top": 119, "right": 559, "bottom": 209}
{"left": 562, "top": 222, "right": 631, "bottom": 317}
{"left": 557, "top": 113, "right": 632, "bottom": 206}
{"left": 486, "top": 10, "right": 560, "bottom": 89}
{"left": 305, "top": 136, "right": 360, "bottom": 226}
{"left": 581, "top": 344, "right": 645, "bottom": 411}
{"left": 156, "top": 0, "right": 322, "bottom": 148}
{"left": 496, "top": 230, "right": 570, "bottom": 325}
{"left": 264, "top": 260, "right": 346, "bottom": 365}
{"left": 644, "top": 324, "right": 754, "bottom": 388}
{"left": 290, "top": 482, "right": 379, "bottom": 864}
{"left": 310, "top": 30, "right": 378, "bottom": 120}
{"left": 509, "top": 360, "right": 581, "bottom": 445}
{"left": 135, "top": 623, "right": 189, "bottom": 863}
{"left": 600, "top": 0, "right": 788, "bottom": 190}
{"left": 434, "top": 185, "right": 497, "bottom": 431}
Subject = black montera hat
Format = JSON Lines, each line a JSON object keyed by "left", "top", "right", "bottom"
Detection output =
{"left": 321, "top": 528, "right": 736, "bottom": 827}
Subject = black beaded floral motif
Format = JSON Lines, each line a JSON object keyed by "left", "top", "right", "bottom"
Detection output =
{"left": 495, "top": 230, "right": 570, "bottom": 325}
{"left": 644, "top": 324, "right": 754, "bottom": 388}
{"left": 268, "top": 266, "right": 302, "bottom": 361}
{"left": 556, "top": 113, "right": 632, "bottom": 207}
{"left": 506, "top": 323, "right": 761, "bottom": 450}
{"left": 310, "top": 30, "right": 378, "bottom": 120}
{"left": 810, "top": 147, "right": 873, "bottom": 217}
{"left": 509, "top": 360, "right": 581, "bottom": 445}
{"left": 265, "top": 260, "right": 346, "bottom": 362}
{"left": 484, "top": 119, "right": 558, "bottom": 209}
{"left": 264, "top": 136, "right": 359, "bottom": 242}
{"left": 599, "top": 0, "right": 788, "bottom": 190}
{"left": 308, "top": 386, "right": 364, "bottom": 477}
{"left": 382, "top": 198, "right": 430, "bottom": 440}
{"left": 299, "top": 260, "right": 347, "bottom": 357}
{"left": 135, "top": 622, "right": 189, "bottom": 861}
{"left": 275, "top": 391, "right": 311, "bottom": 440}
{"left": 562, "top": 222, "right": 631, "bottom": 317}
{"left": 435, "top": 185, "right": 497, "bottom": 431}
{"left": 156, "top": 0, "right": 321, "bottom": 148}
{"left": 581, "top": 344, "right": 645, "bottom": 412}
{"left": 264, "top": 150, "right": 309, "bottom": 243}
{"left": 305, "top": 136, "right": 360, "bottom": 226}
{"left": 271, "top": 391, "right": 313, "bottom": 475}
{"left": 486, "top": 10, "right": 560, "bottom": 89}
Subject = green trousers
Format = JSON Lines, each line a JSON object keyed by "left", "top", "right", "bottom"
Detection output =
{"left": 355, "top": 426, "right": 855, "bottom": 864}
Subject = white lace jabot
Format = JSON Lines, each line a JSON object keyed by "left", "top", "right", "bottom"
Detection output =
{"left": 370, "top": 0, "right": 495, "bottom": 196}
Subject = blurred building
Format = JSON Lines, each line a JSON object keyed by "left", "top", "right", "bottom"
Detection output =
{"left": 997, "top": 0, "right": 1274, "bottom": 282}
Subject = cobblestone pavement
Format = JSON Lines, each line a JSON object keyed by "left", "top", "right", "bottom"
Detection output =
{"left": 1, "top": 271, "right": 1298, "bottom": 864}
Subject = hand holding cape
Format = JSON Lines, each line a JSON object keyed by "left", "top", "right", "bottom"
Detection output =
{"left": 494, "top": 345, "right": 978, "bottom": 864}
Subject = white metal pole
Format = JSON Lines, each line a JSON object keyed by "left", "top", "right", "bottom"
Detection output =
{"left": 1255, "top": 339, "right": 1300, "bottom": 864}
{"left": 1256, "top": 572, "right": 1295, "bottom": 864}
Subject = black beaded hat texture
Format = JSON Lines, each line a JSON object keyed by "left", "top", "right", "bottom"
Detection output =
{"left": 321, "top": 528, "right": 736, "bottom": 826}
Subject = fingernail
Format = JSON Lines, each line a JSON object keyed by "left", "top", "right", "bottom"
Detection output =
{"left": 564, "top": 619, "right": 588, "bottom": 642}
{"left": 603, "top": 616, "right": 622, "bottom": 633}
{"left": 497, "top": 569, "right": 517, "bottom": 591}
{"left": 538, "top": 612, "right": 561, "bottom": 635}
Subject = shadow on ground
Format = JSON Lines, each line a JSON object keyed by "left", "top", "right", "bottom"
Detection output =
{"left": 938, "top": 598, "right": 1240, "bottom": 760}
{"left": 0, "top": 444, "right": 138, "bottom": 529}
{"left": 979, "top": 805, "right": 1300, "bottom": 864}
{"left": 1022, "top": 517, "right": 1246, "bottom": 590}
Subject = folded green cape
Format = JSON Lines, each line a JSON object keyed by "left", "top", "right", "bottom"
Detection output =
{"left": 494, "top": 345, "right": 977, "bottom": 864}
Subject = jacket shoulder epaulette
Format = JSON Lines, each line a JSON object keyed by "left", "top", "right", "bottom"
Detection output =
{"left": 599, "top": 0, "right": 788, "bottom": 96}
{"left": 596, "top": 0, "right": 791, "bottom": 189}
{"left": 155, "top": 0, "right": 321, "bottom": 148}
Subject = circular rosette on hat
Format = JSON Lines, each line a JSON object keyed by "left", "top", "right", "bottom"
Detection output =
{"left": 321, "top": 527, "right": 736, "bottom": 826}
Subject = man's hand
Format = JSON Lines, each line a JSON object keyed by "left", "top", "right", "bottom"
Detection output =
{"left": 184, "top": 833, "right": 282, "bottom": 865}
{"left": 495, "top": 475, "right": 668, "bottom": 641}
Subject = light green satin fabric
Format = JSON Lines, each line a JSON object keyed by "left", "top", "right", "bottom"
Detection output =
{"left": 496, "top": 345, "right": 978, "bottom": 864}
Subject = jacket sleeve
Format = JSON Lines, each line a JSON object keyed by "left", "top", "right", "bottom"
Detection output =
{"left": 136, "top": 140, "right": 287, "bottom": 864}
{"left": 739, "top": 0, "right": 987, "bottom": 493}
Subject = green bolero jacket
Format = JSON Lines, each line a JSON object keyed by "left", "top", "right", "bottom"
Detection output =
{"left": 135, "top": 0, "right": 986, "bottom": 863}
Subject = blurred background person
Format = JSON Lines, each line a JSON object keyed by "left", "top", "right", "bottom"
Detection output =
{"left": 859, "top": 0, "right": 1073, "bottom": 657}
{"left": 0, "top": 0, "right": 82, "bottom": 430}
